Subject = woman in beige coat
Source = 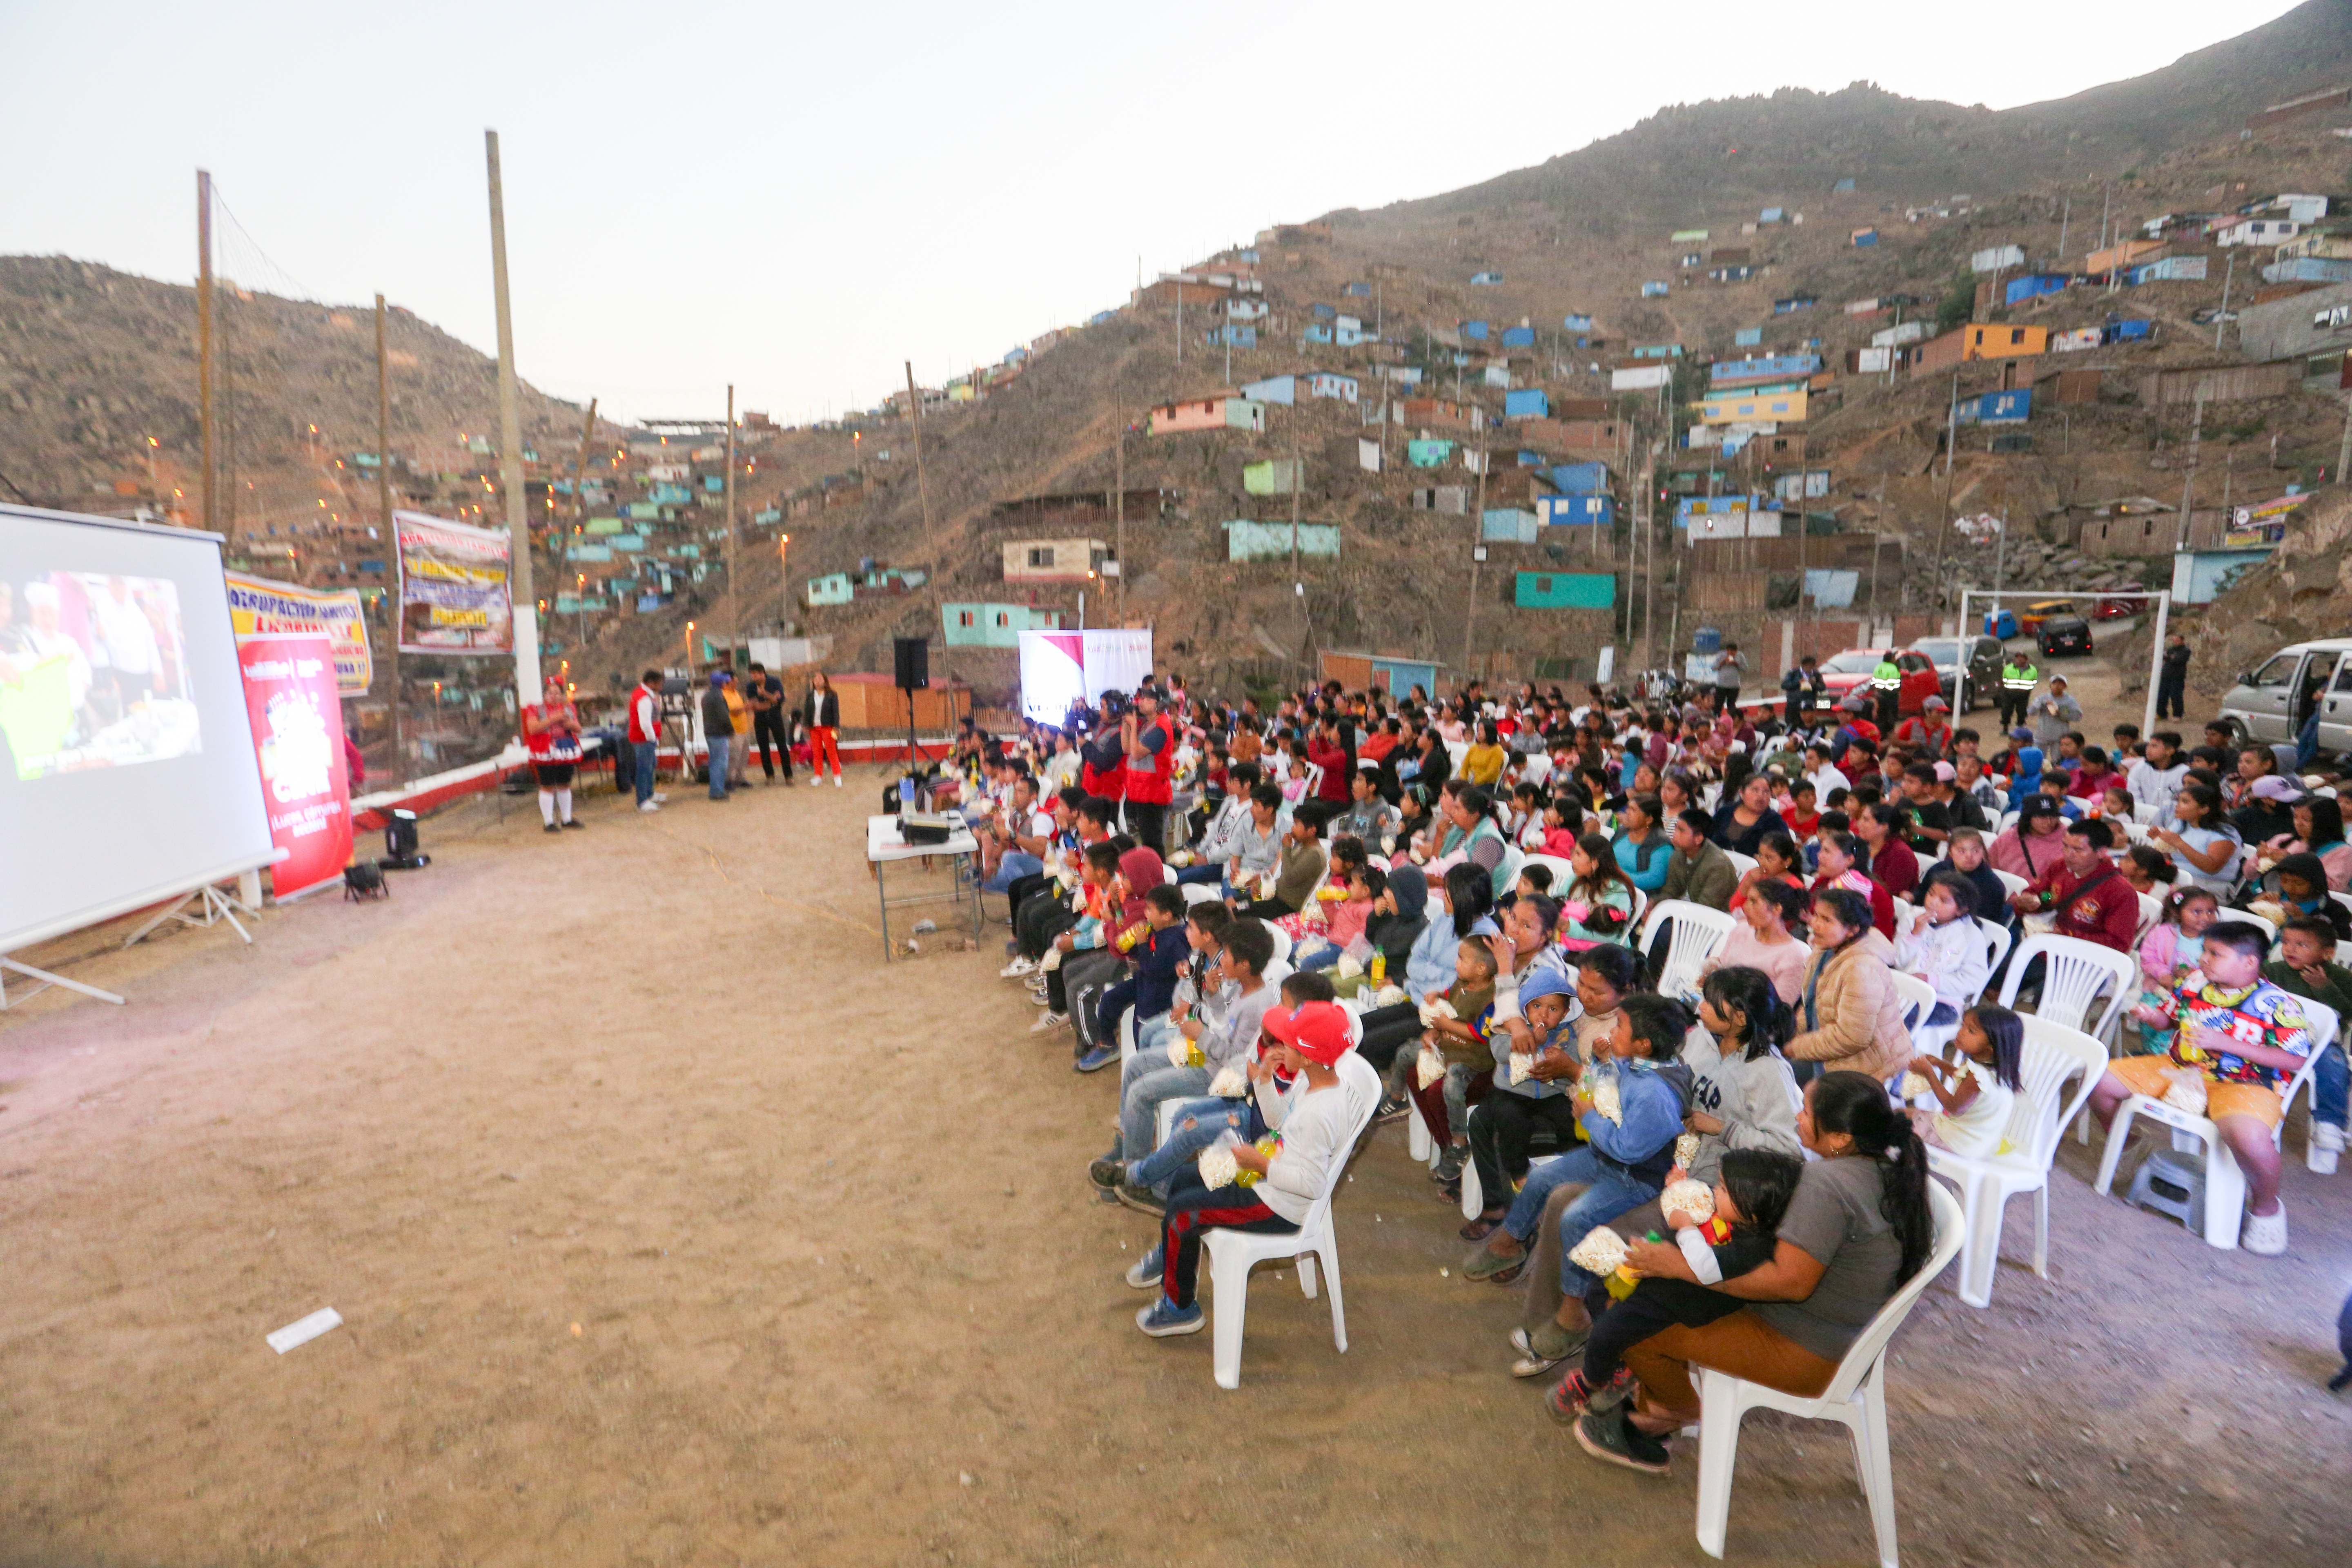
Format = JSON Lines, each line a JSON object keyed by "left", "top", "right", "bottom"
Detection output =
{"left": 1787, "top": 885, "right": 1912, "bottom": 1082}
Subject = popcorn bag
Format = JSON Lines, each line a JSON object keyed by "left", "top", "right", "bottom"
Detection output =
{"left": 1208, "top": 1066, "right": 1247, "bottom": 1098}
{"left": 1660, "top": 1178, "right": 1716, "bottom": 1225}
{"left": 1587, "top": 1072, "right": 1624, "bottom": 1125}
{"left": 1196, "top": 1142, "right": 1241, "bottom": 1191}
{"left": 1166, "top": 1036, "right": 1207, "bottom": 1069}
{"left": 1168, "top": 849, "right": 1194, "bottom": 868}
{"left": 1372, "top": 983, "right": 1408, "bottom": 1009}
{"left": 1038, "top": 947, "right": 1064, "bottom": 973}
{"left": 1414, "top": 1044, "right": 1447, "bottom": 1090}
{"left": 1416, "top": 997, "right": 1459, "bottom": 1029}
{"left": 1674, "top": 1132, "right": 1701, "bottom": 1170}
{"left": 1508, "top": 1051, "right": 1535, "bottom": 1086}
{"left": 1255, "top": 871, "right": 1281, "bottom": 901}
{"left": 1900, "top": 1070, "right": 1933, "bottom": 1102}
{"left": 1334, "top": 951, "right": 1365, "bottom": 981}
{"left": 1568, "top": 1225, "right": 1629, "bottom": 1278}
{"left": 2159, "top": 1065, "right": 2208, "bottom": 1115}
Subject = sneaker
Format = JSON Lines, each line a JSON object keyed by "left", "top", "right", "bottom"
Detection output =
{"left": 999, "top": 956, "right": 1038, "bottom": 979}
{"left": 543, "top": 822, "right": 561, "bottom": 834}
{"left": 1124, "top": 1244, "right": 1164, "bottom": 1289}
{"left": 2312, "top": 1121, "right": 2345, "bottom": 1174}
{"left": 1115, "top": 1182, "right": 1166, "bottom": 1217}
{"left": 638, "top": 801, "right": 662, "bottom": 813}
{"left": 807, "top": 777, "right": 823, "bottom": 788}
{"left": 1089, "top": 1156, "right": 1127, "bottom": 1191}
{"left": 651, "top": 792, "right": 668, "bottom": 804}
{"left": 1074, "top": 1045, "right": 1117, "bottom": 1074}
{"left": 1027, "top": 1010, "right": 1067, "bottom": 1034}
{"left": 1548, "top": 1368, "right": 1635, "bottom": 1424}
{"left": 833, "top": 775, "right": 843, "bottom": 788}
{"left": 1430, "top": 1147, "right": 1463, "bottom": 1184}
{"left": 1135, "top": 1298, "right": 1204, "bottom": 1337}
{"left": 1374, "top": 1096, "right": 1411, "bottom": 1125}
{"left": 1573, "top": 1407, "right": 1671, "bottom": 1475}
{"left": 561, "top": 820, "right": 584, "bottom": 830}
{"left": 2242, "top": 1205, "right": 2289, "bottom": 1255}
{"left": 1508, "top": 1325, "right": 1563, "bottom": 1380}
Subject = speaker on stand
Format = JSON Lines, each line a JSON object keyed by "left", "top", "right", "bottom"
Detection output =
{"left": 890, "top": 636, "right": 934, "bottom": 776}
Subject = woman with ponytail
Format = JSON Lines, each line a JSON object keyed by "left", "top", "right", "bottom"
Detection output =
{"left": 1680, "top": 967, "right": 1805, "bottom": 1182}
{"left": 1569, "top": 1070, "right": 1936, "bottom": 1475}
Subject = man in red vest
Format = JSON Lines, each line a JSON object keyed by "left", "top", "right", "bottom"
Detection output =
{"left": 1123, "top": 687, "right": 1175, "bottom": 855}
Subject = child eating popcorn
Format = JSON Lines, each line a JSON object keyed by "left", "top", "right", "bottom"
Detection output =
{"left": 1417, "top": 937, "right": 1501, "bottom": 1185}
{"left": 1904, "top": 1003, "right": 2022, "bottom": 1157}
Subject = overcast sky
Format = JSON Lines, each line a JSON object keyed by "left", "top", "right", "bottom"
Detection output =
{"left": 0, "top": 0, "right": 2298, "bottom": 425}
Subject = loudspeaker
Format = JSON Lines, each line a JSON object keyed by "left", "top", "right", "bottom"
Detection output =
{"left": 893, "top": 636, "right": 930, "bottom": 693}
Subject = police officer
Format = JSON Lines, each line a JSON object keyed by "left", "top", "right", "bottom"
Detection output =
{"left": 1870, "top": 651, "right": 1902, "bottom": 733}
{"left": 1999, "top": 649, "right": 2040, "bottom": 732}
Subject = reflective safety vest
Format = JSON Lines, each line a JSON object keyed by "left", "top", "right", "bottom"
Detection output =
{"left": 1871, "top": 661, "right": 1902, "bottom": 693}
{"left": 2002, "top": 662, "right": 2038, "bottom": 693}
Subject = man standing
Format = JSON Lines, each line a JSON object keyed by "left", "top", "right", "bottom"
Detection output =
{"left": 2156, "top": 631, "right": 2191, "bottom": 722}
{"left": 1122, "top": 687, "right": 1175, "bottom": 855}
{"left": 626, "top": 667, "right": 666, "bottom": 812}
{"left": 1711, "top": 641, "right": 1746, "bottom": 713}
{"left": 520, "top": 674, "right": 585, "bottom": 833}
{"left": 2028, "top": 674, "right": 2082, "bottom": 753}
{"left": 1870, "top": 650, "right": 1902, "bottom": 733}
{"left": 722, "top": 669, "right": 751, "bottom": 787}
{"left": 1781, "top": 654, "right": 1824, "bottom": 726}
{"left": 1998, "top": 647, "right": 2040, "bottom": 731}
{"left": 92, "top": 577, "right": 161, "bottom": 712}
{"left": 744, "top": 661, "right": 792, "bottom": 784}
{"left": 701, "top": 671, "right": 735, "bottom": 802}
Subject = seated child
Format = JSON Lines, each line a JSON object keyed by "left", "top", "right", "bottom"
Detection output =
{"left": 1415, "top": 937, "right": 1500, "bottom": 1183}
{"left": 1904, "top": 1003, "right": 2022, "bottom": 1157}
{"left": 1127, "top": 998, "right": 1357, "bottom": 1338}
{"left": 1138, "top": 901, "right": 1232, "bottom": 1060}
{"left": 2131, "top": 886, "right": 2216, "bottom": 1054}
{"left": 1096, "top": 918, "right": 1277, "bottom": 1191}
{"left": 1091, "top": 884, "right": 1189, "bottom": 1066}
{"left": 1893, "top": 872, "right": 1989, "bottom": 1028}
{"left": 2264, "top": 916, "right": 2352, "bottom": 1173}
{"left": 1548, "top": 1147, "right": 1804, "bottom": 1417}
{"left": 2095, "top": 922, "right": 2316, "bottom": 1255}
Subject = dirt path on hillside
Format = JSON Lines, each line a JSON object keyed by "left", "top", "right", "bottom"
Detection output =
{"left": 1, "top": 769, "right": 2346, "bottom": 1567}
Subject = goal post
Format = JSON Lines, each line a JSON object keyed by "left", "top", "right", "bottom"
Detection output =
{"left": 1956, "top": 588, "right": 2171, "bottom": 739}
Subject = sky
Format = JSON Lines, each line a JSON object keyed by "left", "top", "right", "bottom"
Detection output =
{"left": 0, "top": 0, "right": 2301, "bottom": 426}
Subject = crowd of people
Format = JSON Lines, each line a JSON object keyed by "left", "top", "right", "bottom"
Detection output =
{"left": 926, "top": 655, "right": 2351, "bottom": 1470}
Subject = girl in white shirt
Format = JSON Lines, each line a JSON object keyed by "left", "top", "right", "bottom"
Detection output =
{"left": 1893, "top": 872, "right": 1991, "bottom": 1028}
{"left": 1905, "top": 1003, "right": 2022, "bottom": 1158}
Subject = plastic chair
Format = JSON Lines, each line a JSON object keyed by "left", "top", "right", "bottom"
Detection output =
{"left": 1519, "top": 853, "right": 1577, "bottom": 891}
{"left": 2228, "top": 908, "right": 2280, "bottom": 942}
{"left": 1926, "top": 1017, "right": 2106, "bottom": 1307}
{"left": 2131, "top": 892, "right": 2163, "bottom": 947}
{"left": 1203, "top": 1051, "right": 1381, "bottom": 1389}
{"left": 1180, "top": 883, "right": 1221, "bottom": 908}
{"left": 1994, "top": 933, "right": 2138, "bottom": 1045}
{"left": 1992, "top": 869, "right": 2029, "bottom": 900}
{"left": 1693, "top": 1182, "right": 1965, "bottom": 1565}
{"left": 1638, "top": 898, "right": 1738, "bottom": 998}
{"left": 1163, "top": 864, "right": 1181, "bottom": 885}
{"left": 1264, "top": 926, "right": 1294, "bottom": 967}
{"left": 2093, "top": 998, "right": 2340, "bottom": 1249}
{"left": 1721, "top": 849, "right": 1759, "bottom": 881}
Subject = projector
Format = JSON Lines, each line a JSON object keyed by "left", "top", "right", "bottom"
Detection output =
{"left": 381, "top": 808, "right": 431, "bottom": 870}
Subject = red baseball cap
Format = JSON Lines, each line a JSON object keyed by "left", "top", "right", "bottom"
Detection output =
{"left": 1263, "top": 1000, "right": 1351, "bottom": 1066}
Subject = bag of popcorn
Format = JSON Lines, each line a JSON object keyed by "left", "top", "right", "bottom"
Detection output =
{"left": 1568, "top": 1225, "right": 1630, "bottom": 1278}
{"left": 1209, "top": 1065, "right": 1247, "bottom": 1098}
{"left": 1414, "top": 1043, "right": 1447, "bottom": 1090}
{"left": 1038, "top": 947, "right": 1064, "bottom": 973}
{"left": 1661, "top": 1178, "right": 1716, "bottom": 1225}
{"left": 1675, "top": 1132, "right": 1701, "bottom": 1170}
{"left": 1586, "top": 1070, "right": 1624, "bottom": 1125}
{"left": 1196, "top": 1139, "right": 1241, "bottom": 1191}
{"left": 2159, "top": 1065, "right": 2208, "bottom": 1115}
{"left": 1900, "top": 1070, "right": 1933, "bottom": 1102}
{"left": 1416, "top": 996, "right": 1459, "bottom": 1028}
{"left": 1508, "top": 1051, "right": 1536, "bottom": 1086}
{"left": 1372, "top": 983, "right": 1408, "bottom": 1009}
{"left": 1335, "top": 951, "right": 1365, "bottom": 981}
{"left": 1166, "top": 1035, "right": 1206, "bottom": 1069}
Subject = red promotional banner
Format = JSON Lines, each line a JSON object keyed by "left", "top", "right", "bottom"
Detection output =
{"left": 236, "top": 634, "right": 353, "bottom": 902}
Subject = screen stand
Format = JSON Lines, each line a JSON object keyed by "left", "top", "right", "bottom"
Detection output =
{"left": 0, "top": 959, "right": 126, "bottom": 1010}
{"left": 119, "top": 882, "right": 257, "bottom": 951}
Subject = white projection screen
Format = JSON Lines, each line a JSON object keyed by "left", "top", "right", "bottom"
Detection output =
{"left": 0, "top": 505, "right": 275, "bottom": 953}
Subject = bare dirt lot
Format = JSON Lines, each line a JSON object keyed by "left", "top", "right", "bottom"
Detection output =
{"left": 2, "top": 756, "right": 2347, "bottom": 1568}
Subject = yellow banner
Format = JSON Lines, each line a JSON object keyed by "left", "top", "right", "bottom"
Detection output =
{"left": 224, "top": 571, "right": 372, "bottom": 696}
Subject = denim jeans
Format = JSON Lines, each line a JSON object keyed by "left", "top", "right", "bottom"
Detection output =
{"left": 2314, "top": 1040, "right": 2348, "bottom": 1129}
{"left": 1174, "top": 862, "right": 1224, "bottom": 887}
{"left": 983, "top": 851, "right": 1043, "bottom": 894}
{"left": 706, "top": 736, "right": 730, "bottom": 798}
{"left": 1129, "top": 1094, "right": 1257, "bottom": 1193}
{"left": 2297, "top": 707, "right": 2322, "bottom": 770}
{"left": 633, "top": 740, "right": 657, "bottom": 806}
{"left": 1507, "top": 1145, "right": 1664, "bottom": 1299}
{"left": 1119, "top": 1058, "right": 1212, "bottom": 1161}
{"left": 1137, "top": 1013, "right": 1180, "bottom": 1061}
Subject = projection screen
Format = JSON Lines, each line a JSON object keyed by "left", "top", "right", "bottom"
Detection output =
{"left": 0, "top": 504, "right": 276, "bottom": 953}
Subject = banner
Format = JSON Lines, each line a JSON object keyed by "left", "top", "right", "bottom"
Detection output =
{"left": 394, "top": 509, "right": 513, "bottom": 655}
{"left": 224, "top": 571, "right": 372, "bottom": 695}
{"left": 236, "top": 634, "right": 353, "bottom": 902}
{"left": 1017, "top": 628, "right": 1154, "bottom": 723}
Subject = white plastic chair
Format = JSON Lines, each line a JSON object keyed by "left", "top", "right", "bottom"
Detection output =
{"left": 1263, "top": 925, "right": 1294, "bottom": 967}
{"left": 1720, "top": 849, "right": 1759, "bottom": 881}
{"left": 1162, "top": 864, "right": 1181, "bottom": 885}
{"left": 2132, "top": 799, "right": 2158, "bottom": 825}
{"left": 1203, "top": 1051, "right": 1380, "bottom": 1388}
{"left": 1445, "top": 739, "right": 1470, "bottom": 772}
{"left": 1992, "top": 869, "right": 2029, "bottom": 900}
{"left": 1995, "top": 933, "right": 2138, "bottom": 1046}
{"left": 2093, "top": 998, "right": 2340, "bottom": 1249}
{"left": 1693, "top": 1182, "right": 1965, "bottom": 1565}
{"left": 1638, "top": 898, "right": 1737, "bottom": 998}
{"left": 2131, "top": 891, "right": 2163, "bottom": 947}
{"left": 1180, "top": 883, "right": 1221, "bottom": 907}
{"left": 1926, "top": 1017, "right": 2105, "bottom": 1307}
{"left": 1519, "top": 852, "right": 1577, "bottom": 891}
{"left": 2227, "top": 907, "right": 2280, "bottom": 942}
{"left": 1118, "top": 1003, "right": 1138, "bottom": 1067}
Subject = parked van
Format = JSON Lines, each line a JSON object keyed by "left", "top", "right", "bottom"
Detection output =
{"left": 2219, "top": 638, "right": 2352, "bottom": 750}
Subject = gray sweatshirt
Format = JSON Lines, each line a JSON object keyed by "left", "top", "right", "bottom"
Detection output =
{"left": 1196, "top": 978, "right": 1276, "bottom": 1074}
{"left": 1678, "top": 1029, "right": 1804, "bottom": 1184}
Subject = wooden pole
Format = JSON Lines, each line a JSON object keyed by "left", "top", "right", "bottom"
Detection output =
{"left": 197, "top": 170, "right": 214, "bottom": 534}
{"left": 1462, "top": 445, "right": 1488, "bottom": 675}
{"left": 1113, "top": 399, "right": 1126, "bottom": 623}
{"left": 484, "top": 129, "right": 541, "bottom": 699}
{"left": 375, "top": 293, "right": 402, "bottom": 782}
{"left": 904, "top": 361, "right": 938, "bottom": 627}
{"left": 724, "top": 382, "right": 738, "bottom": 644}
{"left": 572, "top": 397, "right": 598, "bottom": 530}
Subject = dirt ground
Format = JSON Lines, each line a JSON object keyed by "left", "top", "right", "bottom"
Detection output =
{"left": 2, "top": 714, "right": 2348, "bottom": 1568}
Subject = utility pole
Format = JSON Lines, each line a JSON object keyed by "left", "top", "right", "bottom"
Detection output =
{"left": 2056, "top": 196, "right": 2070, "bottom": 266}
{"left": 904, "top": 360, "right": 937, "bottom": 624}
{"left": 375, "top": 293, "right": 401, "bottom": 782}
{"left": 572, "top": 397, "right": 598, "bottom": 530}
{"left": 2214, "top": 252, "right": 2236, "bottom": 353}
{"left": 2337, "top": 394, "right": 2352, "bottom": 487}
{"left": 1112, "top": 399, "right": 1126, "bottom": 623}
{"left": 484, "top": 129, "right": 540, "bottom": 700}
{"left": 196, "top": 170, "right": 215, "bottom": 535}
{"left": 723, "top": 382, "right": 738, "bottom": 646}
{"left": 1931, "top": 374, "right": 1959, "bottom": 617}
{"left": 1462, "top": 445, "right": 1488, "bottom": 675}
{"left": 1290, "top": 438, "right": 1310, "bottom": 664}
{"left": 2178, "top": 390, "right": 2205, "bottom": 545}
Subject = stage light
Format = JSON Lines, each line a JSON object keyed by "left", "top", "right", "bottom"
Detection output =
{"left": 381, "top": 808, "right": 430, "bottom": 870}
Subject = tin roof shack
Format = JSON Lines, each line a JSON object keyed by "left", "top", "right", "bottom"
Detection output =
{"left": 1401, "top": 398, "right": 1473, "bottom": 432}
{"left": 2086, "top": 238, "right": 2164, "bottom": 278}
{"left": 1514, "top": 571, "right": 1615, "bottom": 610}
{"left": 2137, "top": 363, "right": 2301, "bottom": 405}
{"left": 1223, "top": 521, "right": 1339, "bottom": 562}
{"left": 1147, "top": 397, "right": 1266, "bottom": 435}
{"left": 1240, "top": 374, "right": 1296, "bottom": 405}
{"left": 1308, "top": 372, "right": 1359, "bottom": 403}
{"left": 944, "top": 602, "right": 1065, "bottom": 648}
{"left": 1243, "top": 460, "right": 1303, "bottom": 496}
{"left": 1133, "top": 274, "right": 1234, "bottom": 309}
{"left": 2033, "top": 367, "right": 2105, "bottom": 406}
{"left": 1002, "top": 538, "right": 1108, "bottom": 584}
{"left": 991, "top": 488, "right": 1178, "bottom": 530}
{"left": 1699, "top": 388, "right": 1810, "bottom": 425}
{"left": 1962, "top": 324, "right": 2047, "bottom": 361}
{"left": 1711, "top": 354, "right": 1823, "bottom": 389}
{"left": 1320, "top": 650, "right": 1443, "bottom": 700}
{"left": 1503, "top": 389, "right": 1550, "bottom": 421}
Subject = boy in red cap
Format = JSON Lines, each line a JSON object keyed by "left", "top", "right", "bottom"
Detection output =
{"left": 1127, "top": 998, "right": 1356, "bottom": 1337}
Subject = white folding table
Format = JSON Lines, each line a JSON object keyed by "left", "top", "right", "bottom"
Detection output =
{"left": 864, "top": 814, "right": 983, "bottom": 961}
